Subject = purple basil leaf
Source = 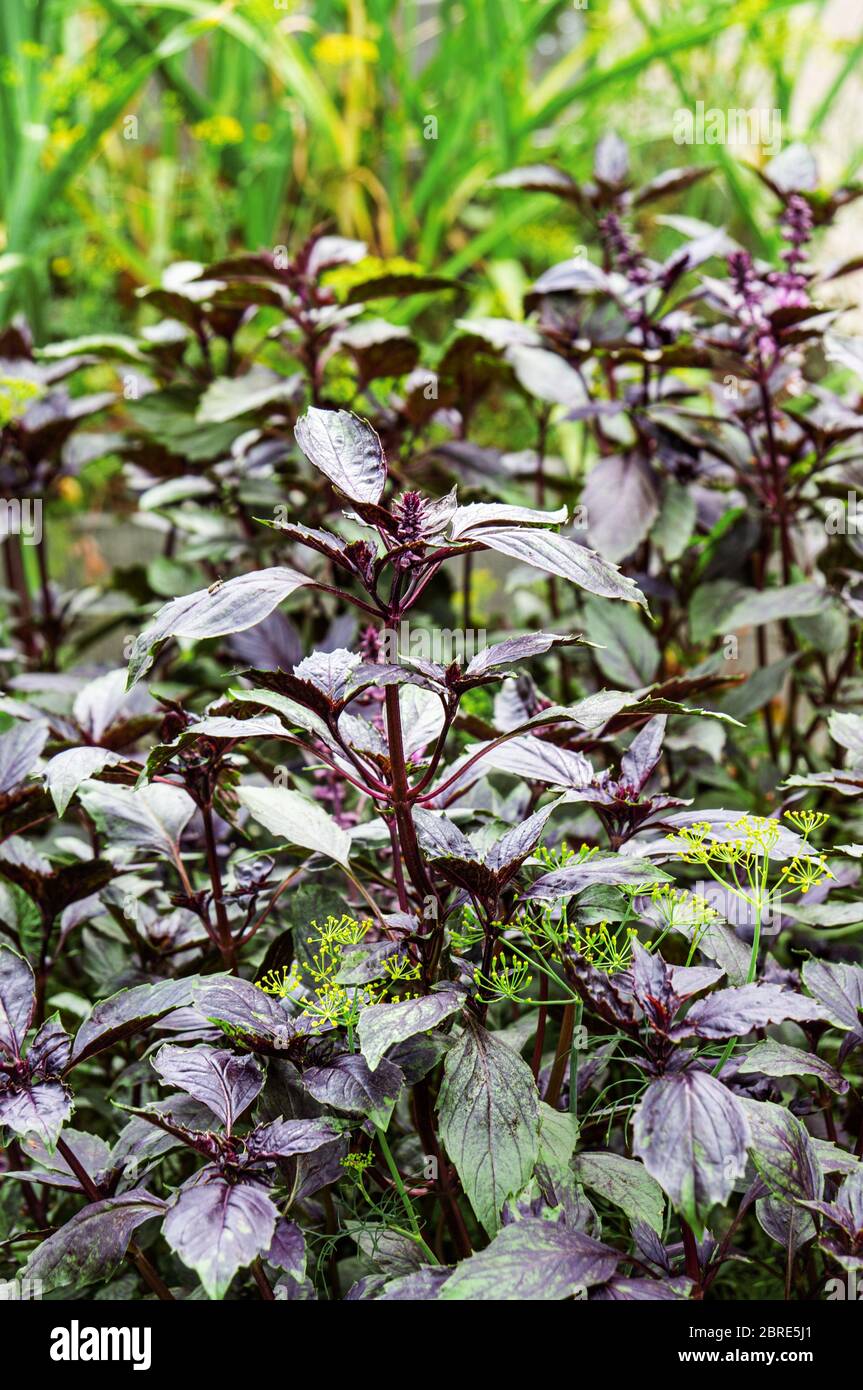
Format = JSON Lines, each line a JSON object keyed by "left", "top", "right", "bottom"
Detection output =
{"left": 583, "top": 454, "right": 659, "bottom": 562}
{"left": 671, "top": 984, "right": 826, "bottom": 1040}
{"left": 23, "top": 1191, "right": 167, "bottom": 1293}
{"left": 449, "top": 501, "right": 567, "bottom": 540}
{"left": 163, "top": 1176, "right": 278, "bottom": 1299}
{"left": 524, "top": 855, "right": 669, "bottom": 900}
{"left": 294, "top": 406, "right": 386, "bottom": 504}
{"left": 491, "top": 165, "right": 579, "bottom": 199}
{"left": 0, "top": 721, "right": 48, "bottom": 794}
{"left": 467, "top": 735, "right": 594, "bottom": 790}
{"left": 440, "top": 1218, "right": 619, "bottom": 1300}
{"left": 620, "top": 716, "right": 666, "bottom": 793}
{"left": 358, "top": 988, "right": 464, "bottom": 1072}
{"left": 741, "top": 1098, "right": 823, "bottom": 1202}
{"left": 765, "top": 142, "right": 819, "bottom": 194}
{"left": 375, "top": 1266, "right": 455, "bottom": 1300}
{"left": 44, "top": 747, "right": 123, "bottom": 815}
{"left": 293, "top": 648, "right": 360, "bottom": 701}
{"left": 0, "top": 944, "right": 36, "bottom": 1058}
{"left": 485, "top": 803, "right": 558, "bottom": 880}
{"left": 246, "top": 1117, "right": 339, "bottom": 1161}
{"left": 126, "top": 567, "right": 312, "bottom": 688}
{"left": 669, "top": 965, "right": 725, "bottom": 998}
{"left": 632, "top": 1071, "right": 750, "bottom": 1230}
{"left": 629, "top": 940, "right": 678, "bottom": 1027}
{"left": 472, "top": 527, "right": 647, "bottom": 608}
{"left": 633, "top": 165, "right": 714, "bottom": 207}
{"left": 594, "top": 131, "right": 630, "bottom": 187}
{"left": 27, "top": 1017, "right": 72, "bottom": 1077}
{"left": 802, "top": 958, "right": 863, "bottom": 1035}
{"left": 738, "top": 1039, "right": 849, "bottom": 1095}
{"left": 464, "top": 631, "right": 581, "bottom": 677}
{"left": 756, "top": 1195, "right": 816, "bottom": 1254}
{"left": 4, "top": 1126, "right": 112, "bottom": 1192}
{"left": 567, "top": 954, "right": 639, "bottom": 1034}
{"left": 151, "top": 1044, "right": 263, "bottom": 1131}
{"left": 70, "top": 976, "right": 199, "bottom": 1067}
{"left": 302, "top": 1053, "right": 403, "bottom": 1126}
{"left": 836, "top": 1169, "right": 863, "bottom": 1229}
{"left": 412, "top": 807, "right": 478, "bottom": 862}
{"left": 266, "top": 1219, "right": 306, "bottom": 1281}
{"left": 226, "top": 609, "right": 303, "bottom": 671}
{"left": 0, "top": 1079, "right": 73, "bottom": 1150}
{"left": 593, "top": 1276, "right": 689, "bottom": 1300}
{"left": 77, "top": 781, "right": 195, "bottom": 859}
{"left": 190, "top": 974, "right": 299, "bottom": 1043}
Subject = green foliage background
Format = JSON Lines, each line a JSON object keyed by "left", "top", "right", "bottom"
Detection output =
{"left": 2, "top": 0, "right": 862, "bottom": 339}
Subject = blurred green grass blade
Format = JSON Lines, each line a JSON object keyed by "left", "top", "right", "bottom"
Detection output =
{"left": 806, "top": 31, "right": 863, "bottom": 138}
{"left": 526, "top": 0, "right": 815, "bottom": 132}
{"left": 120, "top": 0, "right": 352, "bottom": 165}
{"left": 96, "top": 0, "right": 213, "bottom": 123}
{"left": 0, "top": 15, "right": 205, "bottom": 313}
{"left": 627, "top": 0, "right": 772, "bottom": 256}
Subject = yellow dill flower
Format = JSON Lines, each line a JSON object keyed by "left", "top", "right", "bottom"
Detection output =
{"left": 649, "top": 884, "right": 719, "bottom": 931}
{"left": 191, "top": 114, "right": 244, "bottom": 147}
{"left": 668, "top": 821, "right": 713, "bottom": 864}
{"left": 730, "top": 814, "right": 781, "bottom": 856}
{"left": 313, "top": 33, "right": 379, "bottom": 65}
{"left": 474, "top": 953, "right": 533, "bottom": 1004}
{"left": 0, "top": 377, "right": 42, "bottom": 426}
{"left": 576, "top": 922, "right": 637, "bottom": 974}
{"left": 779, "top": 855, "right": 834, "bottom": 894}
{"left": 784, "top": 808, "right": 830, "bottom": 838}
{"left": 57, "top": 477, "right": 83, "bottom": 505}
{"left": 257, "top": 964, "right": 303, "bottom": 998}
{"left": 341, "top": 1151, "right": 373, "bottom": 1175}
{"left": 381, "top": 955, "right": 421, "bottom": 985}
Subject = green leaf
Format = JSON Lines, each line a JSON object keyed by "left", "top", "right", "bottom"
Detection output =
{"left": 439, "top": 1218, "right": 618, "bottom": 1300}
{"left": 721, "top": 583, "right": 830, "bottom": 630}
{"left": 652, "top": 480, "right": 697, "bottom": 562}
{"left": 236, "top": 785, "right": 351, "bottom": 867}
{"left": 438, "top": 1016, "right": 540, "bottom": 1236}
{"left": 536, "top": 1101, "right": 578, "bottom": 1179}
{"left": 197, "top": 367, "right": 299, "bottom": 423}
{"left": 357, "top": 989, "right": 463, "bottom": 1073}
{"left": 581, "top": 598, "right": 660, "bottom": 688}
{"left": 742, "top": 1098, "right": 823, "bottom": 1202}
{"left": 738, "top": 1040, "right": 849, "bottom": 1096}
{"left": 575, "top": 1151, "right": 665, "bottom": 1234}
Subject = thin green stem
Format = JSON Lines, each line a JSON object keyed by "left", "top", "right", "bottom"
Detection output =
{"left": 374, "top": 1126, "right": 438, "bottom": 1265}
